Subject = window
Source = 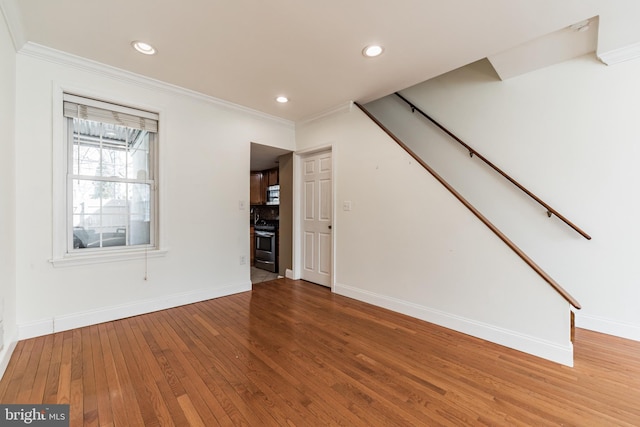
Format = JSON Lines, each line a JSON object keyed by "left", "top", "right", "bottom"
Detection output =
{"left": 63, "top": 94, "right": 158, "bottom": 254}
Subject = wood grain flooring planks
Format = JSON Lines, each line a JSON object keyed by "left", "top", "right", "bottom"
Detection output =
{"left": 0, "top": 278, "right": 639, "bottom": 426}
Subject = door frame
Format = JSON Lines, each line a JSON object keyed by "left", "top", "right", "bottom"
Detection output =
{"left": 292, "top": 145, "right": 335, "bottom": 289}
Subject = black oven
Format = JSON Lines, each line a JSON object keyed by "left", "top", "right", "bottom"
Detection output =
{"left": 255, "top": 229, "right": 276, "bottom": 272}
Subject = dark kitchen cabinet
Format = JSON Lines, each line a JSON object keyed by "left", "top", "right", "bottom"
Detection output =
{"left": 266, "top": 168, "right": 278, "bottom": 186}
{"left": 250, "top": 172, "right": 264, "bottom": 205}
{"left": 250, "top": 168, "right": 279, "bottom": 205}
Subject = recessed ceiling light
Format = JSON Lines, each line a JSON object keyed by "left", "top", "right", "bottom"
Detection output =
{"left": 276, "top": 96, "right": 289, "bottom": 103}
{"left": 363, "top": 45, "right": 384, "bottom": 58}
{"left": 131, "top": 41, "right": 156, "bottom": 55}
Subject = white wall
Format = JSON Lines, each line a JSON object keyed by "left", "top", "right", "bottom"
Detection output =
{"left": 14, "top": 45, "right": 295, "bottom": 337}
{"left": 367, "top": 54, "right": 640, "bottom": 341}
{"left": 0, "top": 7, "right": 17, "bottom": 374}
{"left": 296, "top": 105, "right": 573, "bottom": 365}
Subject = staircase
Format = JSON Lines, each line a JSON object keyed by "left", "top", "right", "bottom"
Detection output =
{"left": 348, "top": 92, "right": 585, "bottom": 365}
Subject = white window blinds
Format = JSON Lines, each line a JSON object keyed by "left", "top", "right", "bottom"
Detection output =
{"left": 63, "top": 93, "right": 158, "bottom": 133}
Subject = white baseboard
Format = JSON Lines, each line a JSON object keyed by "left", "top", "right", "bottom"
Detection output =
{"left": 18, "top": 318, "right": 54, "bottom": 339}
{"left": 575, "top": 312, "right": 640, "bottom": 342}
{"left": 0, "top": 337, "right": 18, "bottom": 381}
{"left": 18, "top": 281, "right": 251, "bottom": 340}
{"left": 334, "top": 283, "right": 574, "bottom": 367}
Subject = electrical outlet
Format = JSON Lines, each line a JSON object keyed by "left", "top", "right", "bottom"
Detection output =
{"left": 239, "top": 255, "right": 246, "bottom": 265}
{"left": 239, "top": 200, "right": 246, "bottom": 210}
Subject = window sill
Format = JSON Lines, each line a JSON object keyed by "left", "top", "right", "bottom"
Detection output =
{"left": 50, "top": 248, "right": 168, "bottom": 268}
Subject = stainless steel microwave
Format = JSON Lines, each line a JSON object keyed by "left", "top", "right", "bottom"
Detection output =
{"left": 266, "top": 184, "right": 280, "bottom": 205}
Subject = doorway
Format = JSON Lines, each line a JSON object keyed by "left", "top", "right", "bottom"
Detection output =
{"left": 249, "top": 143, "right": 293, "bottom": 283}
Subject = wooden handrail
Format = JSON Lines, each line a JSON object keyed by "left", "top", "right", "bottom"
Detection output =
{"left": 394, "top": 92, "right": 591, "bottom": 241}
{"left": 354, "top": 101, "right": 582, "bottom": 310}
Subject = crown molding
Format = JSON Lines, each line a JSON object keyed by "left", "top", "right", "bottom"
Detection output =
{"left": 296, "top": 101, "right": 353, "bottom": 127}
{"left": 18, "top": 42, "right": 294, "bottom": 129}
{"left": 0, "top": 0, "right": 26, "bottom": 50}
{"left": 597, "top": 41, "right": 640, "bottom": 65}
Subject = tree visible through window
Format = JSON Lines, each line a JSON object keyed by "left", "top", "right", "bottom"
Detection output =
{"left": 64, "top": 94, "right": 158, "bottom": 252}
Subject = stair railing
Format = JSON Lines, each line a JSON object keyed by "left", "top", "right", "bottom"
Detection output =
{"left": 394, "top": 92, "right": 591, "bottom": 241}
{"left": 354, "top": 101, "right": 581, "bottom": 310}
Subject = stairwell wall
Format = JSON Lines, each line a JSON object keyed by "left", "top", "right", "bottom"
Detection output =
{"left": 367, "top": 54, "right": 640, "bottom": 342}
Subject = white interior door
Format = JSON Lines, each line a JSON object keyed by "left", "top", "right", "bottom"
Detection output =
{"left": 301, "top": 150, "right": 332, "bottom": 287}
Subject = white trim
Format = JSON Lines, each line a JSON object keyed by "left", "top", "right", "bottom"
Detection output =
{"left": 0, "top": 339, "right": 17, "bottom": 380}
{"left": 19, "top": 42, "right": 294, "bottom": 129}
{"left": 0, "top": 0, "right": 26, "bottom": 50}
{"left": 18, "top": 318, "right": 54, "bottom": 340}
{"left": 334, "top": 282, "right": 574, "bottom": 367}
{"left": 50, "top": 248, "right": 168, "bottom": 267}
{"left": 0, "top": 337, "right": 17, "bottom": 381}
{"left": 295, "top": 143, "right": 334, "bottom": 157}
{"left": 18, "top": 281, "right": 251, "bottom": 340}
{"left": 52, "top": 86, "right": 67, "bottom": 262}
{"left": 598, "top": 41, "right": 640, "bottom": 65}
{"left": 52, "top": 83, "right": 167, "bottom": 266}
{"left": 576, "top": 312, "right": 640, "bottom": 342}
{"left": 296, "top": 102, "right": 353, "bottom": 127}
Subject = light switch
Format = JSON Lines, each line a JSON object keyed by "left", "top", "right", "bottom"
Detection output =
{"left": 343, "top": 201, "right": 352, "bottom": 211}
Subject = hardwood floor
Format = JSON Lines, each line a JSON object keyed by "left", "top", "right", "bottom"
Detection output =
{"left": 1, "top": 278, "right": 639, "bottom": 426}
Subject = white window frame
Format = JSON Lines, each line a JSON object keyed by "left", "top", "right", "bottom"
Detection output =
{"left": 51, "top": 88, "right": 167, "bottom": 267}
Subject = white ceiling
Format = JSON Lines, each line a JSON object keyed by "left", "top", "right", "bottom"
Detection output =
{"left": 2, "top": 1, "right": 639, "bottom": 123}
